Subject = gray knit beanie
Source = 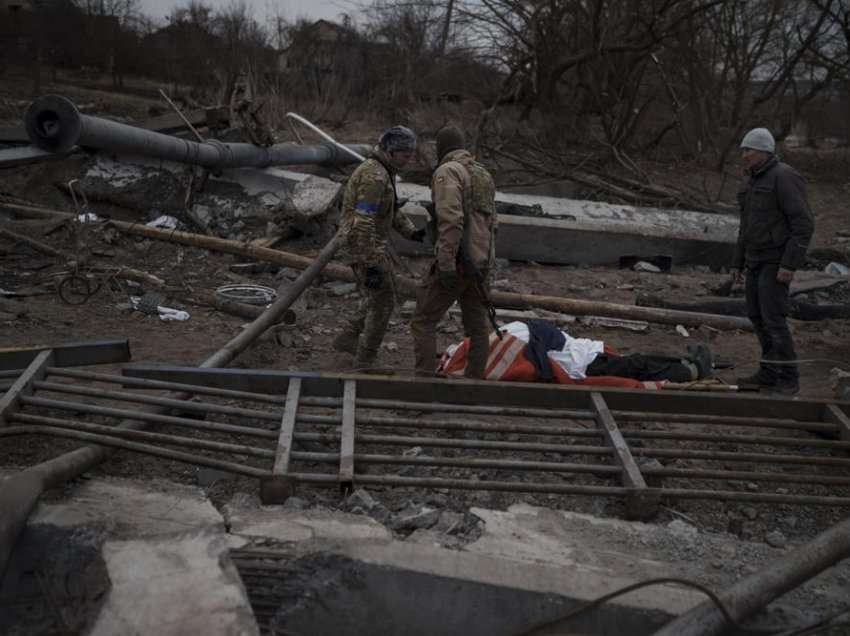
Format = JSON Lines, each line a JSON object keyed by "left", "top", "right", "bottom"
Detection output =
{"left": 378, "top": 125, "right": 417, "bottom": 152}
{"left": 740, "top": 127, "right": 776, "bottom": 153}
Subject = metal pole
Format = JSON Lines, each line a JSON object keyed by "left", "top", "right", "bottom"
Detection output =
{"left": 0, "top": 425, "right": 268, "bottom": 477}
{"left": 652, "top": 516, "right": 850, "bottom": 636}
{"left": 13, "top": 413, "right": 273, "bottom": 459}
{"left": 25, "top": 95, "right": 370, "bottom": 168}
{"left": 19, "top": 396, "right": 277, "bottom": 439}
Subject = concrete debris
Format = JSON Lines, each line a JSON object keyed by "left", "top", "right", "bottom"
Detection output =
{"left": 633, "top": 260, "right": 662, "bottom": 273}
{"left": 765, "top": 530, "right": 788, "bottom": 549}
{"left": 390, "top": 506, "right": 441, "bottom": 533}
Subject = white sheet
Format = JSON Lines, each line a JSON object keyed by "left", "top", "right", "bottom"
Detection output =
{"left": 500, "top": 321, "right": 604, "bottom": 379}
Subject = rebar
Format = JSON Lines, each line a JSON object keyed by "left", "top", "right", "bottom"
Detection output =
{"left": 33, "top": 381, "right": 282, "bottom": 422}
{"left": 12, "top": 412, "right": 273, "bottom": 459}
{"left": 0, "top": 425, "right": 267, "bottom": 477}
{"left": 21, "top": 395, "right": 277, "bottom": 439}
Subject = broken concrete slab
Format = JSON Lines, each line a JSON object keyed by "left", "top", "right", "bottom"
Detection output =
{"left": 89, "top": 530, "right": 257, "bottom": 636}
{"left": 224, "top": 501, "right": 392, "bottom": 543}
{"left": 291, "top": 175, "right": 342, "bottom": 218}
{"left": 29, "top": 476, "right": 225, "bottom": 537}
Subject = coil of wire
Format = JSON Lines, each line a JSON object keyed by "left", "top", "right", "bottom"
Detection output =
{"left": 215, "top": 284, "right": 277, "bottom": 306}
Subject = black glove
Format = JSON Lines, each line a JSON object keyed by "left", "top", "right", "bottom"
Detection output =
{"left": 394, "top": 197, "right": 409, "bottom": 211}
{"left": 409, "top": 228, "right": 427, "bottom": 243}
{"left": 364, "top": 266, "right": 383, "bottom": 290}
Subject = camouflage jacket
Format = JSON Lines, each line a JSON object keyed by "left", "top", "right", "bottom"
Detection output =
{"left": 431, "top": 149, "right": 498, "bottom": 273}
{"left": 339, "top": 148, "right": 417, "bottom": 267}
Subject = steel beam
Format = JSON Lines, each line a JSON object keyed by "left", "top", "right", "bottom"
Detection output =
{"left": 339, "top": 380, "right": 356, "bottom": 489}
{"left": 0, "top": 350, "right": 53, "bottom": 426}
{"left": 122, "top": 365, "right": 848, "bottom": 423}
{"left": 0, "top": 339, "right": 130, "bottom": 371}
{"left": 261, "top": 378, "right": 300, "bottom": 504}
{"left": 591, "top": 392, "right": 658, "bottom": 519}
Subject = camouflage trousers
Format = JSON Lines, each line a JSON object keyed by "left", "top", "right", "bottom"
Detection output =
{"left": 333, "top": 264, "right": 395, "bottom": 366}
{"left": 410, "top": 266, "right": 491, "bottom": 379}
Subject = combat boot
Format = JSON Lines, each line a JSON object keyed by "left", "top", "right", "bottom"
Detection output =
{"left": 686, "top": 344, "right": 713, "bottom": 379}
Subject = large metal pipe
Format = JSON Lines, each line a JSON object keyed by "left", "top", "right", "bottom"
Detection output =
{"left": 0, "top": 232, "right": 342, "bottom": 580}
{"left": 25, "top": 95, "right": 371, "bottom": 167}
{"left": 652, "top": 515, "right": 850, "bottom": 636}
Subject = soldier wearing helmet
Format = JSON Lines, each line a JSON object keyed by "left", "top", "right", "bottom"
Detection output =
{"left": 333, "top": 125, "right": 426, "bottom": 367}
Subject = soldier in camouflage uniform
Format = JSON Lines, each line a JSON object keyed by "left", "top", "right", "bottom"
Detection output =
{"left": 333, "top": 126, "right": 426, "bottom": 367}
{"left": 410, "top": 125, "right": 498, "bottom": 379}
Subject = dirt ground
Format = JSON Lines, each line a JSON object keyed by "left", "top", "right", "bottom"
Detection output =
{"left": 3, "top": 78, "right": 850, "bottom": 628}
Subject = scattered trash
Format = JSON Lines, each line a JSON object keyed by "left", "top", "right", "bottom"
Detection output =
{"left": 619, "top": 255, "right": 673, "bottom": 272}
{"left": 76, "top": 212, "right": 100, "bottom": 223}
{"left": 632, "top": 260, "right": 662, "bottom": 273}
{"left": 146, "top": 215, "right": 180, "bottom": 230}
{"left": 675, "top": 324, "right": 690, "bottom": 338}
{"left": 130, "top": 296, "right": 190, "bottom": 321}
{"left": 136, "top": 292, "right": 166, "bottom": 315}
{"left": 215, "top": 284, "right": 277, "bottom": 306}
{"left": 825, "top": 262, "right": 850, "bottom": 276}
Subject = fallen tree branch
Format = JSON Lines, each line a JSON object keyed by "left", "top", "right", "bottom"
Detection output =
{"left": 2, "top": 201, "right": 751, "bottom": 330}
{"left": 0, "top": 227, "right": 63, "bottom": 257}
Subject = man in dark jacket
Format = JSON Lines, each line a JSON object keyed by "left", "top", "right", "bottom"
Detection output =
{"left": 732, "top": 127, "right": 814, "bottom": 394}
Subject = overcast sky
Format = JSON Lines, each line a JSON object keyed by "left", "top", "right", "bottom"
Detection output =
{"left": 137, "top": 0, "right": 355, "bottom": 25}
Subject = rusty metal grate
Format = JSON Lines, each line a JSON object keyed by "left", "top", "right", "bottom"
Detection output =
{"left": 2, "top": 358, "right": 850, "bottom": 520}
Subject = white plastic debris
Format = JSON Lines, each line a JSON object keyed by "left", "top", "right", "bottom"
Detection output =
{"left": 675, "top": 324, "right": 690, "bottom": 338}
{"left": 77, "top": 212, "right": 100, "bottom": 222}
{"left": 633, "top": 260, "right": 662, "bottom": 273}
{"left": 146, "top": 215, "right": 180, "bottom": 230}
{"left": 825, "top": 262, "right": 850, "bottom": 276}
{"left": 157, "top": 307, "right": 190, "bottom": 321}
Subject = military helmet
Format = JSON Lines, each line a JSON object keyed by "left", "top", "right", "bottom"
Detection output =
{"left": 378, "top": 125, "right": 417, "bottom": 153}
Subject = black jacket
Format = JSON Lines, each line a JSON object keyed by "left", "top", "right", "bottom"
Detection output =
{"left": 733, "top": 156, "right": 814, "bottom": 271}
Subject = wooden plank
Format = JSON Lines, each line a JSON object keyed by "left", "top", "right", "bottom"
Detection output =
{"left": 824, "top": 404, "right": 850, "bottom": 442}
{"left": 590, "top": 391, "right": 658, "bottom": 520}
{"left": 339, "top": 379, "right": 356, "bottom": 486}
{"left": 272, "top": 378, "right": 301, "bottom": 475}
{"left": 0, "top": 350, "right": 52, "bottom": 426}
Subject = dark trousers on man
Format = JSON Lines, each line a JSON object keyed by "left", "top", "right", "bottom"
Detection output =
{"left": 410, "top": 268, "right": 490, "bottom": 378}
{"left": 586, "top": 353, "right": 694, "bottom": 382}
{"left": 745, "top": 262, "right": 798, "bottom": 384}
